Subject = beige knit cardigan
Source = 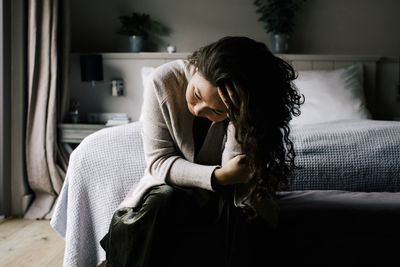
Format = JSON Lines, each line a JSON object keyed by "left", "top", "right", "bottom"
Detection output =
{"left": 120, "top": 60, "right": 230, "bottom": 208}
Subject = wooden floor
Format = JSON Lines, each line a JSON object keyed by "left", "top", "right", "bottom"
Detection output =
{"left": 0, "top": 217, "right": 65, "bottom": 267}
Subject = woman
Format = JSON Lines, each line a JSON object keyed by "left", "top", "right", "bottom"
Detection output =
{"left": 100, "top": 36, "right": 303, "bottom": 267}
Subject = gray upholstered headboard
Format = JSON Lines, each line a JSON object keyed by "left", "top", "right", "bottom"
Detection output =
{"left": 277, "top": 54, "right": 381, "bottom": 117}
{"left": 70, "top": 53, "right": 381, "bottom": 121}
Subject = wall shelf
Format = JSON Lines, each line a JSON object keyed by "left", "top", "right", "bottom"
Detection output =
{"left": 73, "top": 52, "right": 191, "bottom": 60}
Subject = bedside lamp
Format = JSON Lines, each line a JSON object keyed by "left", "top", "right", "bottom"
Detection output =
{"left": 80, "top": 54, "right": 103, "bottom": 87}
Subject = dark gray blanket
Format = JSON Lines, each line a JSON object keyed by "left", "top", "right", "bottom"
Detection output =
{"left": 274, "top": 190, "right": 400, "bottom": 266}
{"left": 289, "top": 119, "right": 400, "bottom": 192}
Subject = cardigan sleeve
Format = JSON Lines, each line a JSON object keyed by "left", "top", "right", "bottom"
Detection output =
{"left": 221, "top": 122, "right": 243, "bottom": 165}
{"left": 140, "top": 71, "right": 218, "bottom": 191}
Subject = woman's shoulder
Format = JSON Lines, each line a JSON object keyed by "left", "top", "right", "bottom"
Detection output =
{"left": 149, "top": 59, "right": 194, "bottom": 101}
{"left": 151, "top": 59, "right": 193, "bottom": 85}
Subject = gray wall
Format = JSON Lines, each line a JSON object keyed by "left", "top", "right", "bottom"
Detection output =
{"left": 70, "top": 0, "right": 400, "bottom": 119}
{"left": 71, "top": 0, "right": 268, "bottom": 53}
{"left": 292, "top": 0, "right": 400, "bottom": 55}
{"left": 71, "top": 0, "right": 400, "bottom": 55}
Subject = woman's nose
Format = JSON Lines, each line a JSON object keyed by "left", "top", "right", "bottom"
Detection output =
{"left": 193, "top": 104, "right": 205, "bottom": 116}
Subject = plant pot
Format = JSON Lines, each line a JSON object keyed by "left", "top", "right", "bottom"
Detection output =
{"left": 129, "top": 35, "right": 144, "bottom": 52}
{"left": 271, "top": 34, "right": 289, "bottom": 54}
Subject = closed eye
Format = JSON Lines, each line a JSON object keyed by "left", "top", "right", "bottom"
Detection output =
{"left": 212, "top": 109, "right": 224, "bottom": 116}
{"left": 194, "top": 89, "right": 201, "bottom": 100}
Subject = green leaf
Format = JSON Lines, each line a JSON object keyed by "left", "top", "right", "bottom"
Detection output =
{"left": 252, "top": 0, "right": 306, "bottom": 34}
{"left": 116, "top": 11, "right": 169, "bottom": 38}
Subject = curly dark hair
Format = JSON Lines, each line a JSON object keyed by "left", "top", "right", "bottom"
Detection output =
{"left": 188, "top": 36, "right": 303, "bottom": 217}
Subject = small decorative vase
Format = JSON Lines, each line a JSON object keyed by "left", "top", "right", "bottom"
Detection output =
{"left": 271, "top": 34, "right": 289, "bottom": 54}
{"left": 129, "top": 35, "right": 143, "bottom": 52}
{"left": 167, "top": 45, "right": 176, "bottom": 54}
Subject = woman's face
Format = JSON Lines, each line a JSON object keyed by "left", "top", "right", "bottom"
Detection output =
{"left": 186, "top": 72, "right": 228, "bottom": 122}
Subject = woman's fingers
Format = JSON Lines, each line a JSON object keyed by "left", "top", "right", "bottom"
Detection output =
{"left": 217, "top": 84, "right": 240, "bottom": 111}
{"left": 217, "top": 87, "right": 231, "bottom": 110}
{"left": 225, "top": 84, "right": 240, "bottom": 109}
{"left": 235, "top": 154, "right": 247, "bottom": 164}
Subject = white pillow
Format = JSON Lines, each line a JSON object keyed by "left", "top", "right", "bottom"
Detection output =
{"left": 139, "top": 66, "right": 156, "bottom": 122}
{"left": 291, "top": 64, "right": 371, "bottom": 125}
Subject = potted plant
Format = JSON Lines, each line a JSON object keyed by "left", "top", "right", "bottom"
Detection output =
{"left": 253, "top": 0, "right": 306, "bottom": 53}
{"left": 117, "top": 12, "right": 168, "bottom": 52}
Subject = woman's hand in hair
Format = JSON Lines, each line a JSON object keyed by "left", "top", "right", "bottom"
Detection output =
{"left": 217, "top": 86, "right": 239, "bottom": 112}
{"left": 212, "top": 154, "right": 251, "bottom": 187}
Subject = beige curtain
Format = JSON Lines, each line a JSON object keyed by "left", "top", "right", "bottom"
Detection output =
{"left": 25, "top": 0, "right": 70, "bottom": 219}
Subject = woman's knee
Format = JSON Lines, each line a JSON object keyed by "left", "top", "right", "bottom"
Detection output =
{"left": 109, "top": 185, "right": 180, "bottom": 230}
{"left": 141, "top": 184, "right": 184, "bottom": 215}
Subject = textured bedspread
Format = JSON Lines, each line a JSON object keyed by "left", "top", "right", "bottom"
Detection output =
{"left": 50, "top": 119, "right": 400, "bottom": 267}
{"left": 51, "top": 123, "right": 146, "bottom": 267}
{"left": 289, "top": 119, "right": 400, "bottom": 191}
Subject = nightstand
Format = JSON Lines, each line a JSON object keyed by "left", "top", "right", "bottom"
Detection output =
{"left": 58, "top": 123, "right": 106, "bottom": 152}
{"left": 58, "top": 123, "right": 106, "bottom": 143}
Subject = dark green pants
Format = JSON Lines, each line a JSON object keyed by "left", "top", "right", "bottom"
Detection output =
{"left": 100, "top": 185, "right": 271, "bottom": 267}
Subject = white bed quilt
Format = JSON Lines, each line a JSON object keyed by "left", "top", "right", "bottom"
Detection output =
{"left": 51, "top": 122, "right": 145, "bottom": 267}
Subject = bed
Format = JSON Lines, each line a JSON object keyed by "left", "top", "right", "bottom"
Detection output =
{"left": 50, "top": 55, "right": 400, "bottom": 266}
